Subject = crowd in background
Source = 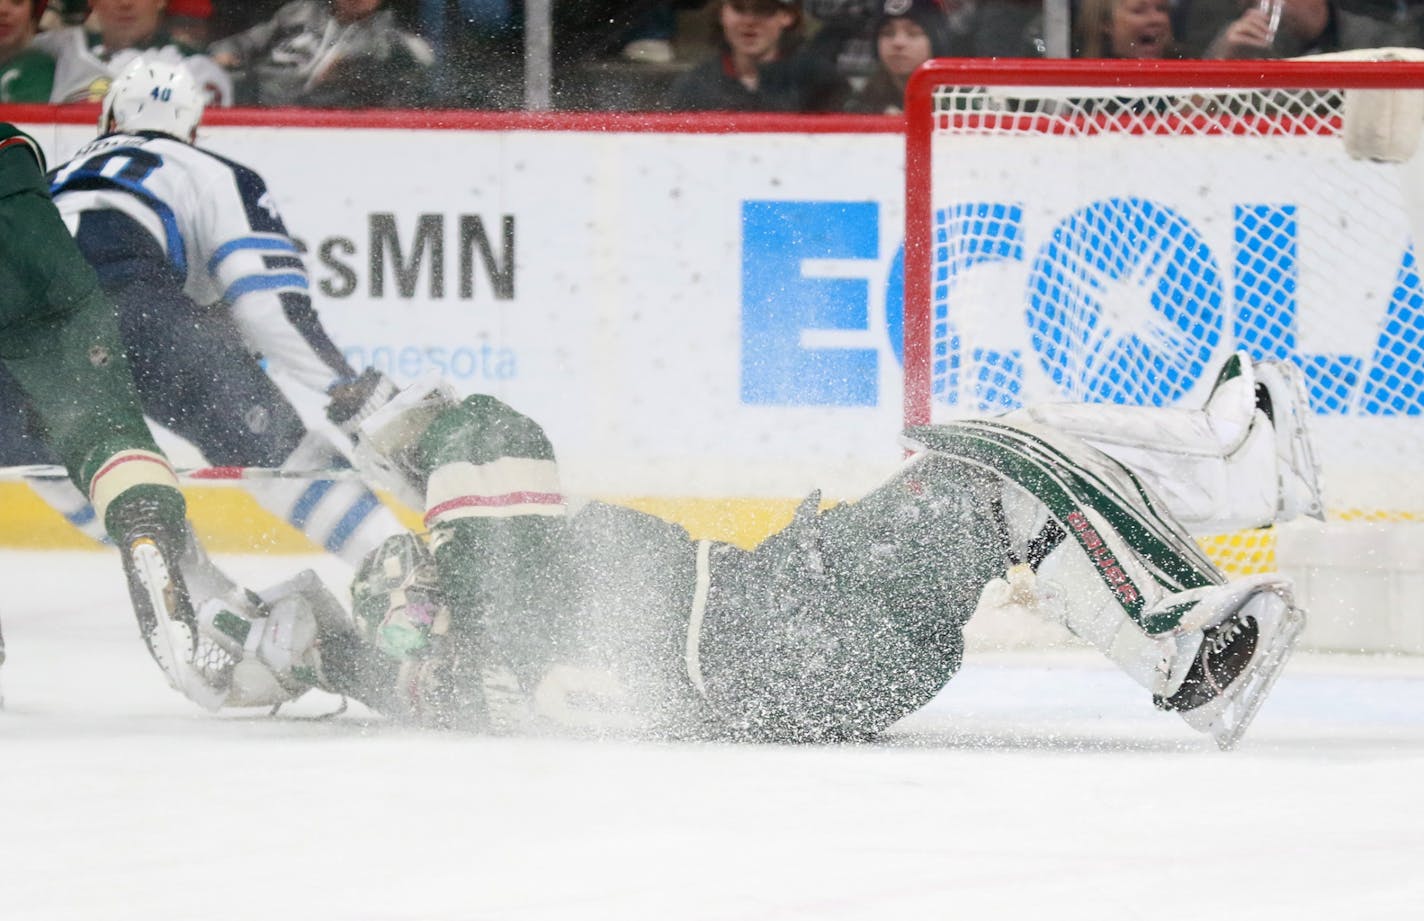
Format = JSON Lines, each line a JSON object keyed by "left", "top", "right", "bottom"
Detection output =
{"left": 0, "top": 0, "right": 1417, "bottom": 112}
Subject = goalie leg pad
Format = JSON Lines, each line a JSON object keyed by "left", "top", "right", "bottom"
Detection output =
{"left": 1252, "top": 359, "right": 1325, "bottom": 523}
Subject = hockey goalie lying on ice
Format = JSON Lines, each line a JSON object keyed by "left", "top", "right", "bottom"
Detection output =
{"left": 172, "top": 351, "right": 1321, "bottom": 750}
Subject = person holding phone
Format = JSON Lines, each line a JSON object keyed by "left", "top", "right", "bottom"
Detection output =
{"left": 1175, "top": 0, "right": 1333, "bottom": 58}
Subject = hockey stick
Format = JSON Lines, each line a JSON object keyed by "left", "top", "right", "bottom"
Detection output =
{"left": 0, "top": 464, "right": 365, "bottom": 482}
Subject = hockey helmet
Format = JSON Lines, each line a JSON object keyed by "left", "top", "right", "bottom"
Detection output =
{"left": 99, "top": 58, "right": 206, "bottom": 142}
{"left": 351, "top": 532, "right": 451, "bottom": 660}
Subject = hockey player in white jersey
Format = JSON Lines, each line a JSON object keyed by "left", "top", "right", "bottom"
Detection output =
{"left": 0, "top": 58, "right": 403, "bottom": 568}
{"left": 168, "top": 351, "right": 1319, "bottom": 750}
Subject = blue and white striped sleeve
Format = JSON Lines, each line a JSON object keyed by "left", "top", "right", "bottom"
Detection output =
{"left": 204, "top": 157, "right": 352, "bottom": 394}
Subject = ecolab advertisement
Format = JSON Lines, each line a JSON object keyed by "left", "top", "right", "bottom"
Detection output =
{"left": 18, "top": 119, "right": 1424, "bottom": 513}
{"left": 922, "top": 134, "right": 1424, "bottom": 514}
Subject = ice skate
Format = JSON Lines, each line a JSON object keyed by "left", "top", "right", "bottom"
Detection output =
{"left": 108, "top": 485, "right": 217, "bottom": 705}
{"left": 1153, "top": 583, "right": 1306, "bottom": 749}
{"left": 1251, "top": 359, "right": 1326, "bottom": 522}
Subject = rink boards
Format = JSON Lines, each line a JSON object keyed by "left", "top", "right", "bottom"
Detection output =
{"left": 1, "top": 108, "right": 1422, "bottom": 652}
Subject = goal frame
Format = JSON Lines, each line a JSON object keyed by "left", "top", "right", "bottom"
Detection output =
{"left": 901, "top": 57, "right": 1424, "bottom": 427}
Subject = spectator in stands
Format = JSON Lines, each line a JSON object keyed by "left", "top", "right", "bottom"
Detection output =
{"left": 805, "top": 0, "right": 970, "bottom": 91}
{"left": 1075, "top": 0, "right": 1183, "bottom": 56}
{"left": 1175, "top": 0, "right": 1332, "bottom": 58}
{"left": 209, "top": 0, "right": 434, "bottom": 108}
{"left": 667, "top": 0, "right": 849, "bottom": 112}
{"left": 1334, "top": 0, "right": 1424, "bottom": 49}
{"left": 0, "top": 0, "right": 54, "bottom": 103}
{"left": 414, "top": 0, "right": 520, "bottom": 109}
{"left": 803, "top": 0, "right": 879, "bottom": 89}
{"left": 618, "top": 2, "right": 679, "bottom": 64}
{"left": 208, "top": 1, "right": 288, "bottom": 42}
{"left": 846, "top": 0, "right": 955, "bottom": 114}
{"left": 972, "top": 0, "right": 1046, "bottom": 56}
{"left": 42, "top": 0, "right": 82, "bottom": 26}
{"left": 167, "top": 0, "right": 213, "bottom": 48}
{"left": 32, "top": 0, "right": 232, "bottom": 103}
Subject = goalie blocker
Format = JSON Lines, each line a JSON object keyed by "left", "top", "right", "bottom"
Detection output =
{"left": 172, "top": 352, "right": 1316, "bottom": 748}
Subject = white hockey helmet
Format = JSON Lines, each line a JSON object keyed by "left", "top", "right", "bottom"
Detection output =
{"left": 99, "top": 58, "right": 206, "bottom": 142}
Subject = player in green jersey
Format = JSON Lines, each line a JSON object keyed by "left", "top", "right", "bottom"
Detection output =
{"left": 183, "top": 351, "right": 1321, "bottom": 749}
{"left": 1, "top": 122, "right": 210, "bottom": 703}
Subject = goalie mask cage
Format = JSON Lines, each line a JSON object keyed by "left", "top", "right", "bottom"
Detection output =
{"left": 903, "top": 59, "right": 1424, "bottom": 616}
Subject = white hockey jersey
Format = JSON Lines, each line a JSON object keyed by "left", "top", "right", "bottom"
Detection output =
{"left": 49, "top": 131, "right": 349, "bottom": 395}
{"left": 31, "top": 26, "right": 232, "bottom": 106}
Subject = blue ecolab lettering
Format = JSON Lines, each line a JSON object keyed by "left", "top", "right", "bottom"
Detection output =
{"left": 1361, "top": 246, "right": 1424, "bottom": 414}
{"left": 740, "top": 201, "right": 879, "bottom": 406}
{"left": 1230, "top": 204, "right": 1424, "bottom": 415}
{"left": 884, "top": 202, "right": 1029, "bottom": 413}
{"left": 1026, "top": 197, "right": 1224, "bottom": 407}
{"left": 905, "top": 195, "right": 1424, "bottom": 416}
{"left": 1232, "top": 204, "right": 1299, "bottom": 363}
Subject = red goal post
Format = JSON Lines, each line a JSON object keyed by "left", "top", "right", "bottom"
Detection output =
{"left": 900, "top": 58, "right": 1424, "bottom": 601}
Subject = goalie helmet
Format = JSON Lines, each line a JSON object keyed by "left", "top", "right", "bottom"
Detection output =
{"left": 99, "top": 58, "right": 205, "bottom": 142}
{"left": 351, "top": 532, "right": 451, "bottom": 659}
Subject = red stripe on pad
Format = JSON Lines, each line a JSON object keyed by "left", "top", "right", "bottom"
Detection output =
{"left": 424, "top": 491, "right": 563, "bottom": 528}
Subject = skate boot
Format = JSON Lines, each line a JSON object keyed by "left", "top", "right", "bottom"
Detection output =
{"left": 1252, "top": 360, "right": 1326, "bottom": 522}
{"left": 107, "top": 484, "right": 212, "bottom": 702}
{"left": 1153, "top": 579, "right": 1306, "bottom": 749}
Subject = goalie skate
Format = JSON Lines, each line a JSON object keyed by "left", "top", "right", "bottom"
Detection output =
{"left": 1153, "top": 585, "right": 1305, "bottom": 750}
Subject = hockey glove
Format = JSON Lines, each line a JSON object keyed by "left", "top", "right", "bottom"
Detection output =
{"left": 327, "top": 368, "right": 399, "bottom": 442}
{"left": 195, "top": 570, "right": 355, "bottom": 709}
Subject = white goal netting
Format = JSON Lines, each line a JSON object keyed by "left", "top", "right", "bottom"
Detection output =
{"left": 904, "top": 59, "right": 1424, "bottom": 590}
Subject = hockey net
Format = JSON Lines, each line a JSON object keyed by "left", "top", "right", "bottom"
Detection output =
{"left": 903, "top": 58, "right": 1424, "bottom": 580}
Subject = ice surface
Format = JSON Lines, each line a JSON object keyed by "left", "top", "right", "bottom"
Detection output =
{"left": 1, "top": 551, "right": 1421, "bottom": 921}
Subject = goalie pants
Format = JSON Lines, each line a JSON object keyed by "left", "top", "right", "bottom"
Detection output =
{"left": 693, "top": 417, "right": 1233, "bottom": 737}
